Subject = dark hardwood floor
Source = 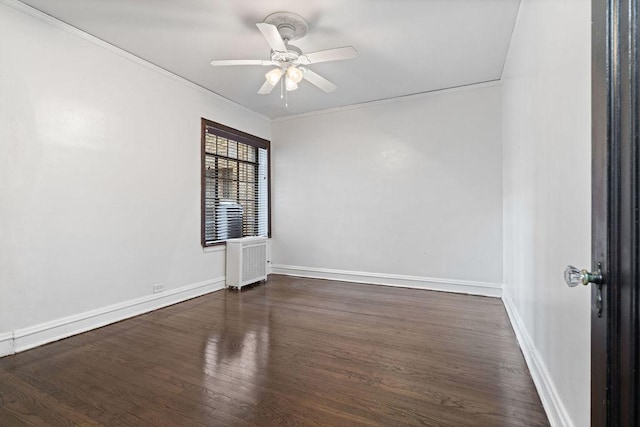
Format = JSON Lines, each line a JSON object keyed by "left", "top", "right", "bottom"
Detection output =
{"left": 0, "top": 275, "right": 549, "bottom": 426}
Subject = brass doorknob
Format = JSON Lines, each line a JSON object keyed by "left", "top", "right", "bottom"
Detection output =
{"left": 564, "top": 265, "right": 603, "bottom": 287}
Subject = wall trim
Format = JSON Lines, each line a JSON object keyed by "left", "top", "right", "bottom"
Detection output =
{"left": 0, "top": 332, "right": 15, "bottom": 358}
{"left": 502, "top": 294, "right": 573, "bottom": 427}
{"left": 3, "top": 277, "right": 225, "bottom": 356}
{"left": 271, "top": 80, "right": 502, "bottom": 123}
{"left": 271, "top": 264, "right": 502, "bottom": 297}
{"left": 0, "top": 0, "right": 270, "bottom": 125}
{"left": 499, "top": 0, "right": 523, "bottom": 79}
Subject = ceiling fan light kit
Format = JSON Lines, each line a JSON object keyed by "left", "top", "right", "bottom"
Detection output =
{"left": 265, "top": 68, "right": 283, "bottom": 85}
{"left": 286, "top": 66, "right": 304, "bottom": 83}
{"left": 285, "top": 77, "right": 298, "bottom": 92}
{"left": 209, "top": 11, "right": 357, "bottom": 107}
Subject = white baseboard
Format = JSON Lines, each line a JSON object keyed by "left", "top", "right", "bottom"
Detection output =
{"left": 502, "top": 294, "right": 572, "bottom": 427}
{"left": 0, "top": 332, "right": 14, "bottom": 358}
{"left": 5, "top": 277, "right": 225, "bottom": 355}
{"left": 270, "top": 264, "right": 502, "bottom": 297}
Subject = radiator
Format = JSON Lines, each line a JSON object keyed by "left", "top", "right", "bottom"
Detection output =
{"left": 225, "top": 236, "right": 268, "bottom": 289}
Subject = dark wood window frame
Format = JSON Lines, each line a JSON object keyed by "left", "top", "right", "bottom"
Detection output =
{"left": 201, "top": 118, "right": 271, "bottom": 247}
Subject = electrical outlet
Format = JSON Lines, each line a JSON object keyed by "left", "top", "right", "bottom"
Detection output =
{"left": 152, "top": 284, "right": 165, "bottom": 294}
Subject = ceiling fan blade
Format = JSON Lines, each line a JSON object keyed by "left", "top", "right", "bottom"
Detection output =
{"left": 210, "top": 59, "right": 274, "bottom": 67}
{"left": 302, "top": 68, "right": 337, "bottom": 93}
{"left": 299, "top": 46, "right": 357, "bottom": 65}
{"left": 256, "top": 23, "right": 287, "bottom": 52}
{"left": 258, "top": 80, "right": 277, "bottom": 95}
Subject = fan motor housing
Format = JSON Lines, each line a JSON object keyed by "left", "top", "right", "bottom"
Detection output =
{"left": 271, "top": 44, "right": 302, "bottom": 63}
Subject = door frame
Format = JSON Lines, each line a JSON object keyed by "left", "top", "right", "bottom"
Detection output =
{"left": 591, "top": 0, "right": 639, "bottom": 425}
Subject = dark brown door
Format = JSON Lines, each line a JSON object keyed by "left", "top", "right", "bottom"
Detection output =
{"left": 591, "top": 0, "right": 639, "bottom": 425}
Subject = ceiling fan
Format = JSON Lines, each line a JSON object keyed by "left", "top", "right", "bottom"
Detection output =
{"left": 210, "top": 12, "right": 357, "bottom": 102}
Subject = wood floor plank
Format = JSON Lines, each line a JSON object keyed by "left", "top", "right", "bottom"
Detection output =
{"left": 0, "top": 275, "right": 549, "bottom": 426}
{"left": 0, "top": 372, "right": 99, "bottom": 426}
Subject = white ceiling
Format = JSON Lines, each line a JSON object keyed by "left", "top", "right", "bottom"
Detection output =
{"left": 18, "top": 0, "right": 520, "bottom": 119}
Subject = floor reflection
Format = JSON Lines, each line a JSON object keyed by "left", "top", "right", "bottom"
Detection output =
{"left": 200, "top": 285, "right": 271, "bottom": 421}
{"left": 0, "top": 276, "right": 549, "bottom": 425}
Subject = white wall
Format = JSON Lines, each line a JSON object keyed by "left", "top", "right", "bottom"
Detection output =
{"left": 271, "top": 84, "right": 503, "bottom": 294}
{"left": 501, "top": 0, "right": 591, "bottom": 425}
{"left": 0, "top": 2, "right": 270, "bottom": 344}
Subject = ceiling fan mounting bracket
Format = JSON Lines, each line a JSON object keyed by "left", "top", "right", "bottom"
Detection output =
{"left": 263, "top": 12, "right": 309, "bottom": 41}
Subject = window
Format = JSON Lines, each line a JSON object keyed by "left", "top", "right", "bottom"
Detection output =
{"left": 201, "top": 119, "right": 270, "bottom": 246}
